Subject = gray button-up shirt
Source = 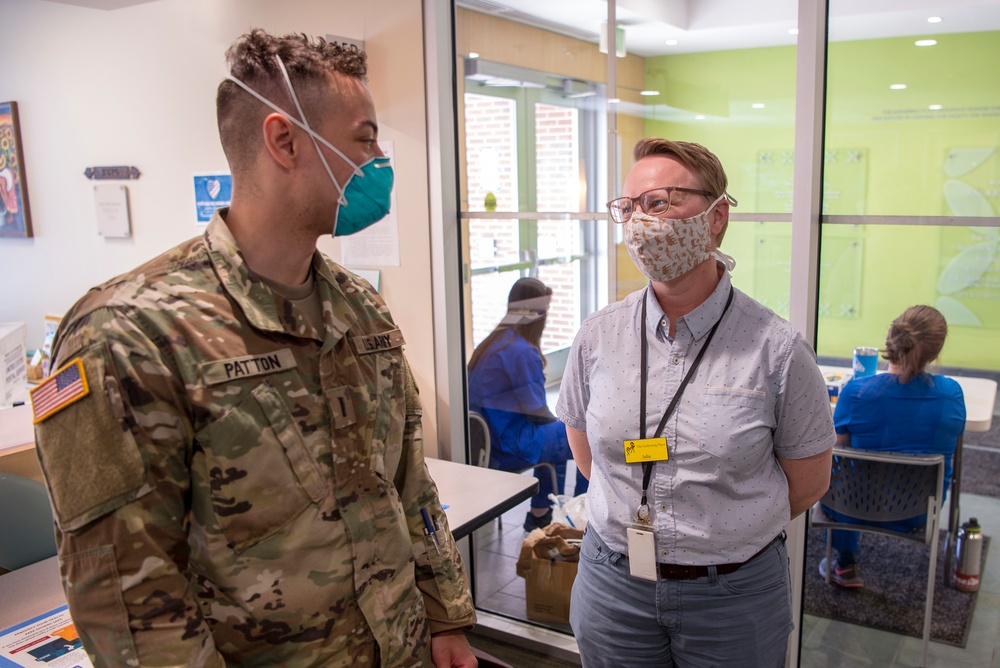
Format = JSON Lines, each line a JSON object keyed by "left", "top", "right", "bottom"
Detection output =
{"left": 557, "top": 270, "right": 834, "bottom": 564}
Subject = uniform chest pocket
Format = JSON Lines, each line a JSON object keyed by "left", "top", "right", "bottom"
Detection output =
{"left": 196, "top": 380, "right": 327, "bottom": 553}
{"left": 698, "top": 386, "right": 775, "bottom": 461}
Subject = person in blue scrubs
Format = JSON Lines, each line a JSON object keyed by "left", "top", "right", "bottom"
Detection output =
{"left": 821, "top": 305, "right": 966, "bottom": 588}
{"left": 468, "top": 277, "right": 588, "bottom": 532}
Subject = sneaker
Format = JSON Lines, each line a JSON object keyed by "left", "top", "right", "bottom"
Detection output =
{"left": 523, "top": 508, "right": 553, "bottom": 532}
{"left": 819, "top": 557, "right": 864, "bottom": 588}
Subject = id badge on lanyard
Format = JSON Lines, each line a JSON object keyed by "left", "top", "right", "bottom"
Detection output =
{"left": 625, "top": 286, "right": 734, "bottom": 580}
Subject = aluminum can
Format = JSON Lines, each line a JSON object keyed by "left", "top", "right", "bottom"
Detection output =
{"left": 954, "top": 517, "right": 983, "bottom": 592}
{"left": 852, "top": 346, "right": 879, "bottom": 378}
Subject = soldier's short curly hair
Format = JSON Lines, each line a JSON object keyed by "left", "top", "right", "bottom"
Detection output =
{"left": 216, "top": 29, "right": 368, "bottom": 174}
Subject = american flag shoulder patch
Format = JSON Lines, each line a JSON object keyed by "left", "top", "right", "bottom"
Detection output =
{"left": 30, "top": 358, "right": 90, "bottom": 424}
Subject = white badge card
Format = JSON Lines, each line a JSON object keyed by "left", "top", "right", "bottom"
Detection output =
{"left": 626, "top": 526, "right": 658, "bottom": 581}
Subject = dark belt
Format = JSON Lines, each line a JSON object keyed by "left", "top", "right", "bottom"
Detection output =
{"left": 658, "top": 533, "right": 784, "bottom": 581}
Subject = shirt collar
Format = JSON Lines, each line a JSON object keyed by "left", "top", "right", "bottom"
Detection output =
{"left": 204, "top": 209, "right": 356, "bottom": 342}
{"left": 644, "top": 264, "right": 733, "bottom": 343}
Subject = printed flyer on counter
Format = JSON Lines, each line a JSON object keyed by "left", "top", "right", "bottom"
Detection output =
{"left": 0, "top": 606, "right": 92, "bottom": 667}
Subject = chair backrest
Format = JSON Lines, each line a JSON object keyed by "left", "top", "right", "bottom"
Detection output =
{"left": 820, "top": 447, "right": 945, "bottom": 523}
{"left": 0, "top": 473, "right": 58, "bottom": 570}
{"left": 468, "top": 411, "right": 491, "bottom": 469}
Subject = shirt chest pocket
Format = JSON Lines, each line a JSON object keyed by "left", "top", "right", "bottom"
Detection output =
{"left": 698, "top": 386, "right": 775, "bottom": 462}
{"left": 196, "top": 380, "right": 327, "bottom": 553}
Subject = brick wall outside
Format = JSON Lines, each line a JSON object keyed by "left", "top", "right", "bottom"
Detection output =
{"left": 464, "top": 94, "right": 582, "bottom": 354}
{"left": 534, "top": 103, "right": 580, "bottom": 353}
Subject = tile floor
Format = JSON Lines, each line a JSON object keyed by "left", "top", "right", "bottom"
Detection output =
{"left": 470, "top": 469, "right": 1000, "bottom": 667}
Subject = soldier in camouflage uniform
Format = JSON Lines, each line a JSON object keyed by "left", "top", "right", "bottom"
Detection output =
{"left": 32, "top": 29, "right": 477, "bottom": 667}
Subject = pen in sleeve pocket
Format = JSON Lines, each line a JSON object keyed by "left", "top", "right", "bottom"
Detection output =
{"left": 420, "top": 507, "right": 441, "bottom": 555}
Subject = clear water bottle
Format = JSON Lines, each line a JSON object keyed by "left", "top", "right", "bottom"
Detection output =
{"left": 954, "top": 517, "right": 983, "bottom": 592}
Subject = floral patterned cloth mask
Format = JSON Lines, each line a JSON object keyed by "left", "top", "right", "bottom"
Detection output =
{"left": 625, "top": 193, "right": 727, "bottom": 283}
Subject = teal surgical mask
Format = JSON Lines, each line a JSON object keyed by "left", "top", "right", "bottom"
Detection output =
{"left": 227, "top": 57, "right": 394, "bottom": 236}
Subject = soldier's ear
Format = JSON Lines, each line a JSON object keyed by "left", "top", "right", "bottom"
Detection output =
{"left": 262, "top": 113, "right": 298, "bottom": 170}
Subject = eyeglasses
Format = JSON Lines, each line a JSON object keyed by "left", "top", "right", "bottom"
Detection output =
{"left": 606, "top": 186, "right": 714, "bottom": 224}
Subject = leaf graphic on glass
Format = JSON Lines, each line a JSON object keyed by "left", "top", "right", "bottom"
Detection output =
{"left": 935, "top": 296, "right": 982, "bottom": 327}
{"left": 943, "top": 179, "right": 994, "bottom": 217}
{"left": 970, "top": 225, "right": 999, "bottom": 240}
{"left": 943, "top": 148, "right": 995, "bottom": 178}
{"left": 937, "top": 241, "right": 995, "bottom": 295}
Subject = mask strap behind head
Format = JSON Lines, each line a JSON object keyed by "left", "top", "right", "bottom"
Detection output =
{"left": 272, "top": 57, "right": 350, "bottom": 207}
{"left": 225, "top": 57, "right": 365, "bottom": 205}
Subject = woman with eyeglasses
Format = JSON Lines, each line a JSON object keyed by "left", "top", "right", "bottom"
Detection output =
{"left": 556, "top": 137, "right": 835, "bottom": 667}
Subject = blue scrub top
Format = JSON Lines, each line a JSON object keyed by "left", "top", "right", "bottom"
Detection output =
{"left": 468, "top": 329, "right": 566, "bottom": 470}
{"left": 833, "top": 372, "right": 966, "bottom": 496}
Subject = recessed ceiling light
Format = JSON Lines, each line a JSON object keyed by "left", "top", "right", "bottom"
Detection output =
{"left": 664, "top": 39, "right": 679, "bottom": 46}
{"left": 468, "top": 52, "right": 479, "bottom": 59}
{"left": 609, "top": 98, "right": 621, "bottom": 105}
{"left": 788, "top": 28, "right": 799, "bottom": 35}
{"left": 929, "top": 104, "right": 943, "bottom": 110}
{"left": 695, "top": 115, "right": 706, "bottom": 120}
{"left": 640, "top": 90, "right": 660, "bottom": 96}
{"left": 752, "top": 103, "right": 766, "bottom": 109}
{"left": 915, "top": 39, "right": 937, "bottom": 47}
{"left": 890, "top": 84, "right": 907, "bottom": 90}
{"left": 927, "top": 17, "right": 943, "bottom": 24}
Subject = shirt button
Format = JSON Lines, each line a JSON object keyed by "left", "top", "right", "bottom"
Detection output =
{"left": 661, "top": 551, "right": 669, "bottom": 557}
{"left": 671, "top": 357, "right": 680, "bottom": 365}
{"left": 659, "top": 505, "right": 667, "bottom": 511}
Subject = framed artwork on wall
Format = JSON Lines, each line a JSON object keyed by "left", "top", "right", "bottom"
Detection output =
{"left": 0, "top": 101, "right": 33, "bottom": 238}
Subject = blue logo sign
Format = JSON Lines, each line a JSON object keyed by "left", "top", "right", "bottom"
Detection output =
{"left": 193, "top": 174, "right": 233, "bottom": 223}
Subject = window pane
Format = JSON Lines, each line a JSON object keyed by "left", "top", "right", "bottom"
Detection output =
{"left": 618, "top": 14, "right": 798, "bottom": 306}
{"left": 820, "top": 3, "right": 1000, "bottom": 372}
{"left": 465, "top": 93, "right": 519, "bottom": 213}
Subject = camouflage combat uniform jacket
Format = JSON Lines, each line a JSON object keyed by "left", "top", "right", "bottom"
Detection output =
{"left": 33, "top": 211, "right": 475, "bottom": 667}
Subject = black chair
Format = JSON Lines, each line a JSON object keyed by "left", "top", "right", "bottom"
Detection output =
{"left": 810, "top": 447, "right": 944, "bottom": 667}
{"left": 468, "top": 410, "right": 558, "bottom": 531}
{"left": 0, "top": 473, "right": 58, "bottom": 571}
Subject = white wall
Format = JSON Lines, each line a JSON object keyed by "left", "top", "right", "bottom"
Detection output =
{"left": 0, "top": 0, "right": 443, "bottom": 450}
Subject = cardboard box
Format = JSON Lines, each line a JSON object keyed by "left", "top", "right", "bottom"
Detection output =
{"left": 516, "top": 523, "right": 583, "bottom": 624}
{"left": 0, "top": 322, "right": 27, "bottom": 406}
{"left": 522, "top": 557, "right": 578, "bottom": 623}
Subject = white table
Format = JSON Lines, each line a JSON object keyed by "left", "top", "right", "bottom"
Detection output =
{"left": 426, "top": 457, "right": 537, "bottom": 539}
{"left": 818, "top": 365, "right": 996, "bottom": 433}
{"left": 0, "top": 404, "right": 34, "bottom": 456}
{"left": 0, "top": 556, "right": 62, "bottom": 631}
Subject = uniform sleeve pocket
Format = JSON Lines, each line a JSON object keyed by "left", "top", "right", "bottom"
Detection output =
{"left": 197, "top": 380, "right": 327, "bottom": 553}
{"left": 60, "top": 545, "right": 138, "bottom": 662}
{"left": 34, "top": 350, "right": 147, "bottom": 533}
{"left": 414, "top": 536, "right": 476, "bottom": 622}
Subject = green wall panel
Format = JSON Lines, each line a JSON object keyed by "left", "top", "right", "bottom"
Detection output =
{"left": 638, "top": 31, "right": 1000, "bottom": 372}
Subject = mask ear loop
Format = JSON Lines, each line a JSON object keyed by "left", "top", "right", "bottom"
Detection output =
{"left": 225, "top": 61, "right": 367, "bottom": 205}
{"left": 711, "top": 192, "right": 737, "bottom": 271}
{"left": 271, "top": 56, "right": 354, "bottom": 208}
